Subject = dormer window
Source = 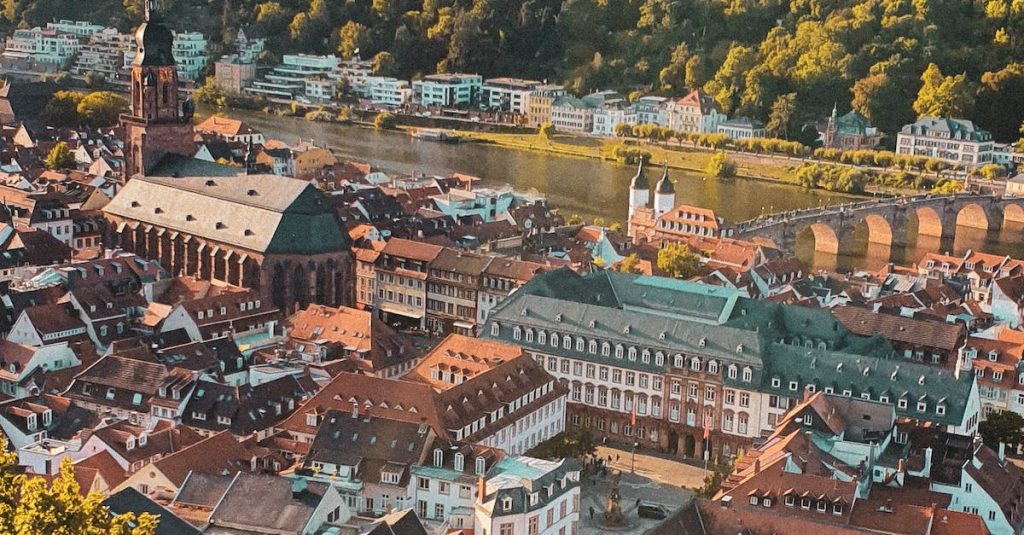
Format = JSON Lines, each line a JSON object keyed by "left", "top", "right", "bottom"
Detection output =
{"left": 989, "top": 351, "right": 999, "bottom": 362}
{"left": 433, "top": 448, "right": 443, "bottom": 467}
{"left": 41, "top": 410, "right": 51, "bottom": 426}
{"left": 139, "top": 433, "right": 147, "bottom": 446}
{"left": 475, "top": 457, "right": 486, "bottom": 476}
{"left": 26, "top": 414, "right": 36, "bottom": 431}
{"left": 454, "top": 453, "right": 464, "bottom": 472}
{"left": 529, "top": 492, "right": 539, "bottom": 507}
{"left": 126, "top": 436, "right": 135, "bottom": 450}
{"left": 501, "top": 496, "right": 513, "bottom": 512}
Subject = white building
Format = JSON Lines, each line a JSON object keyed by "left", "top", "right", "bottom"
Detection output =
{"left": 171, "top": 32, "right": 208, "bottom": 80}
{"left": 550, "top": 96, "right": 595, "bottom": 133}
{"left": 593, "top": 104, "right": 637, "bottom": 136}
{"left": 247, "top": 54, "right": 340, "bottom": 100}
{"left": 413, "top": 73, "right": 482, "bottom": 107}
{"left": 896, "top": 117, "right": 995, "bottom": 167}
{"left": 717, "top": 117, "right": 767, "bottom": 139}
{"left": 353, "top": 76, "right": 412, "bottom": 107}
{"left": 665, "top": 89, "right": 726, "bottom": 134}
{"left": 71, "top": 28, "right": 133, "bottom": 78}
{"left": 46, "top": 20, "right": 103, "bottom": 38}
{"left": 2, "top": 28, "right": 82, "bottom": 67}
{"left": 482, "top": 78, "right": 542, "bottom": 114}
{"left": 474, "top": 456, "right": 581, "bottom": 535}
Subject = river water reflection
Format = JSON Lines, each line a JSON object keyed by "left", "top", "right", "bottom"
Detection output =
{"left": 209, "top": 109, "right": 1024, "bottom": 272}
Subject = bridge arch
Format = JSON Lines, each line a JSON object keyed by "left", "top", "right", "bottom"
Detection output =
{"left": 798, "top": 223, "right": 841, "bottom": 256}
{"left": 914, "top": 206, "right": 944, "bottom": 238}
{"left": 860, "top": 214, "right": 894, "bottom": 246}
{"left": 956, "top": 203, "right": 991, "bottom": 230}
{"left": 1003, "top": 203, "right": 1024, "bottom": 225}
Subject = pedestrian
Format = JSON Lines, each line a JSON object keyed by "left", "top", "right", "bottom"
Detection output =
{"left": 589, "top": 506, "right": 595, "bottom": 520}
{"left": 636, "top": 498, "right": 641, "bottom": 509}
{"left": 616, "top": 454, "right": 620, "bottom": 462}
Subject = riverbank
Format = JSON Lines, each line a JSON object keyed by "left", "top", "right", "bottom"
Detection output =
{"left": 453, "top": 130, "right": 802, "bottom": 186}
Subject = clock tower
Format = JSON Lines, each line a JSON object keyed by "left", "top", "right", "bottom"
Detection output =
{"left": 121, "top": 0, "right": 196, "bottom": 179}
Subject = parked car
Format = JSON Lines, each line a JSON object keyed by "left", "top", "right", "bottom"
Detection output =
{"left": 637, "top": 502, "right": 669, "bottom": 520}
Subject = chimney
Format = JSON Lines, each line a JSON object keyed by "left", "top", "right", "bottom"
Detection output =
{"left": 477, "top": 476, "right": 486, "bottom": 503}
{"left": 999, "top": 442, "right": 1007, "bottom": 464}
{"left": 897, "top": 458, "right": 906, "bottom": 473}
{"left": 924, "top": 447, "right": 933, "bottom": 474}
{"left": 754, "top": 459, "right": 761, "bottom": 473}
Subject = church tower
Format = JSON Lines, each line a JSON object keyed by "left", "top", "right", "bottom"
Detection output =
{"left": 121, "top": 0, "right": 196, "bottom": 179}
{"left": 653, "top": 163, "right": 675, "bottom": 218}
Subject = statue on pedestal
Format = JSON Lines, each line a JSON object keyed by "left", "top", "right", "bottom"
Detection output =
{"left": 603, "top": 469, "right": 625, "bottom": 527}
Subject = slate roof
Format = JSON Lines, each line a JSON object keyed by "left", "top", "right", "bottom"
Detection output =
{"left": 207, "top": 473, "right": 331, "bottom": 534}
{"left": 303, "top": 409, "right": 429, "bottom": 485}
{"left": 901, "top": 117, "right": 992, "bottom": 141}
{"left": 760, "top": 343, "right": 973, "bottom": 426}
{"left": 103, "top": 174, "right": 349, "bottom": 255}
{"left": 103, "top": 488, "right": 201, "bottom": 535}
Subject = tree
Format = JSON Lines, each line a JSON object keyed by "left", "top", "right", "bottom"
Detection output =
{"left": 619, "top": 253, "right": 643, "bottom": 274}
{"left": 76, "top": 92, "right": 128, "bottom": 128}
{"left": 0, "top": 436, "right": 157, "bottom": 534}
{"left": 913, "top": 63, "right": 974, "bottom": 119}
{"left": 706, "top": 152, "right": 737, "bottom": 178}
{"left": 372, "top": 52, "right": 396, "bottom": 77}
{"left": 539, "top": 122, "right": 556, "bottom": 140}
{"left": 45, "top": 142, "right": 75, "bottom": 170}
{"left": 567, "top": 214, "right": 584, "bottom": 225}
{"left": 979, "top": 410, "right": 1024, "bottom": 450}
{"left": 41, "top": 91, "right": 83, "bottom": 127}
{"left": 338, "top": 21, "right": 370, "bottom": 60}
{"left": 609, "top": 222, "right": 624, "bottom": 232}
{"left": 529, "top": 429, "right": 597, "bottom": 460}
{"left": 852, "top": 72, "right": 913, "bottom": 134}
{"left": 614, "top": 123, "right": 633, "bottom": 138}
{"left": 766, "top": 93, "right": 797, "bottom": 139}
{"left": 374, "top": 111, "right": 397, "bottom": 130}
{"left": 657, "top": 243, "right": 702, "bottom": 279}
{"left": 931, "top": 179, "right": 965, "bottom": 194}
{"left": 979, "top": 163, "right": 1007, "bottom": 180}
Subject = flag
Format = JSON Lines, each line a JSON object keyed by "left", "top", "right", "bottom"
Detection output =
{"left": 703, "top": 425, "right": 711, "bottom": 440}
{"left": 630, "top": 404, "right": 637, "bottom": 427}
{"left": 703, "top": 415, "right": 712, "bottom": 440}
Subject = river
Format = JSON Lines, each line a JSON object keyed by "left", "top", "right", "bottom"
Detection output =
{"left": 207, "top": 109, "right": 1024, "bottom": 272}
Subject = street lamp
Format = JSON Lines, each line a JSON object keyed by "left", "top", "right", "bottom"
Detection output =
{"left": 630, "top": 442, "right": 639, "bottom": 474}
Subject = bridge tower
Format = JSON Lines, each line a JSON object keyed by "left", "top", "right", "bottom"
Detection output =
{"left": 628, "top": 159, "right": 650, "bottom": 222}
{"left": 654, "top": 163, "right": 675, "bottom": 218}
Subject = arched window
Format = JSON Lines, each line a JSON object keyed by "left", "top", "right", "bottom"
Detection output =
{"left": 513, "top": 326, "right": 522, "bottom": 340}
{"left": 538, "top": 331, "right": 547, "bottom": 345}
{"left": 628, "top": 347, "right": 637, "bottom": 361}
{"left": 674, "top": 354, "right": 684, "bottom": 368}
{"left": 563, "top": 335, "right": 572, "bottom": 350}
{"left": 655, "top": 352, "right": 665, "bottom": 366}
{"left": 690, "top": 357, "right": 701, "bottom": 371}
{"left": 491, "top": 323, "right": 500, "bottom": 336}
{"left": 576, "top": 337, "right": 585, "bottom": 352}
{"left": 550, "top": 333, "right": 558, "bottom": 347}
{"left": 525, "top": 329, "right": 534, "bottom": 342}
{"left": 641, "top": 349, "right": 651, "bottom": 364}
{"left": 615, "top": 345, "right": 624, "bottom": 358}
{"left": 588, "top": 340, "right": 598, "bottom": 354}
{"left": 602, "top": 342, "right": 611, "bottom": 357}
{"left": 727, "top": 365, "right": 738, "bottom": 380}
{"left": 707, "top": 360, "right": 719, "bottom": 374}
{"left": 742, "top": 367, "right": 753, "bottom": 382}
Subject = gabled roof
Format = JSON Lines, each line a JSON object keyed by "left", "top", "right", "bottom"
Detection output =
{"left": 103, "top": 488, "right": 201, "bottom": 535}
{"left": 103, "top": 174, "right": 349, "bottom": 255}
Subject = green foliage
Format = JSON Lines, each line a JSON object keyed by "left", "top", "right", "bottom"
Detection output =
{"left": 979, "top": 163, "right": 1007, "bottom": 180}
{"left": 304, "top": 108, "right": 334, "bottom": 122}
{"left": 529, "top": 429, "right": 597, "bottom": 461}
{"left": 0, "top": 436, "right": 157, "bottom": 534}
{"left": 194, "top": 78, "right": 266, "bottom": 110}
{"left": 76, "top": 92, "right": 127, "bottom": 128}
{"left": 913, "top": 63, "right": 974, "bottom": 119}
{"left": 931, "top": 178, "right": 965, "bottom": 194}
{"left": 706, "top": 152, "right": 737, "bottom": 178}
{"left": 374, "top": 111, "right": 397, "bottom": 130}
{"left": 657, "top": 243, "right": 703, "bottom": 279}
{"left": 766, "top": 93, "right": 797, "bottom": 140}
{"left": 41, "top": 91, "right": 83, "bottom": 128}
{"left": 796, "top": 164, "right": 866, "bottom": 193}
{"left": 699, "top": 458, "right": 735, "bottom": 498}
{"left": 44, "top": 142, "right": 75, "bottom": 170}
{"left": 538, "top": 122, "right": 556, "bottom": 139}
{"left": 567, "top": 214, "right": 584, "bottom": 225}
{"left": 979, "top": 411, "right": 1024, "bottom": 451}
{"left": 604, "top": 143, "right": 650, "bottom": 165}
{"left": 618, "top": 253, "right": 643, "bottom": 274}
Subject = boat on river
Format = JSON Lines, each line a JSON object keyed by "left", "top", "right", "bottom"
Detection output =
{"left": 409, "top": 128, "right": 460, "bottom": 143}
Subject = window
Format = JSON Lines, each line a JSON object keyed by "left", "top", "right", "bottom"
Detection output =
{"left": 690, "top": 358, "right": 701, "bottom": 371}
{"left": 501, "top": 497, "right": 513, "bottom": 512}
{"left": 739, "top": 393, "right": 750, "bottom": 408}
{"left": 727, "top": 365, "right": 737, "bottom": 379}
{"left": 801, "top": 498, "right": 811, "bottom": 510}
{"left": 817, "top": 501, "right": 826, "bottom": 512}
{"left": 742, "top": 367, "right": 752, "bottom": 382}
{"left": 785, "top": 495, "right": 795, "bottom": 507}
{"left": 917, "top": 401, "right": 927, "bottom": 412}
{"left": 433, "top": 449, "right": 443, "bottom": 467}
{"left": 771, "top": 377, "right": 781, "bottom": 388}
{"left": 418, "top": 477, "right": 430, "bottom": 490}
{"left": 439, "top": 481, "right": 450, "bottom": 495}
{"left": 898, "top": 398, "right": 908, "bottom": 409}
{"left": 708, "top": 361, "right": 718, "bottom": 374}
{"left": 725, "top": 390, "right": 735, "bottom": 405}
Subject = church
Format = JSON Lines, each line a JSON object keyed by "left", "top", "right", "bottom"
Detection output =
{"left": 103, "top": 1, "right": 353, "bottom": 312}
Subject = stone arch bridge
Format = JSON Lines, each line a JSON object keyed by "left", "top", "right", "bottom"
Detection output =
{"left": 732, "top": 194, "right": 1024, "bottom": 255}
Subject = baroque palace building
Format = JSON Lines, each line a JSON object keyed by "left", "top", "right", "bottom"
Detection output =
{"left": 483, "top": 269, "right": 980, "bottom": 460}
{"left": 103, "top": 1, "right": 353, "bottom": 312}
